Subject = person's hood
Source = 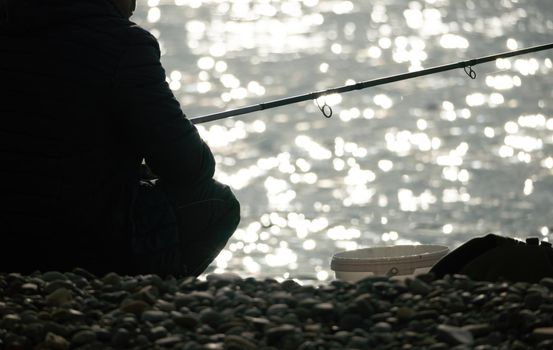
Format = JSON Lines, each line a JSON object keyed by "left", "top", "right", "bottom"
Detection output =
{"left": 0, "top": 0, "right": 125, "bottom": 33}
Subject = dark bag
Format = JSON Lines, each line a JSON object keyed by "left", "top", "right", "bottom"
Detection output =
{"left": 430, "top": 233, "right": 553, "bottom": 283}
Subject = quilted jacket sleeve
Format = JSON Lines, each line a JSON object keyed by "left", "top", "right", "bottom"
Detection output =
{"left": 112, "top": 26, "right": 215, "bottom": 192}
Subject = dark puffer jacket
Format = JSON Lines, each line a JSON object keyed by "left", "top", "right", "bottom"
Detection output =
{"left": 0, "top": 0, "right": 215, "bottom": 274}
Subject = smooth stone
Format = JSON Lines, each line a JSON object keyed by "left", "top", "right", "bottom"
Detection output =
{"left": 45, "top": 288, "right": 72, "bottom": 306}
{"left": 71, "top": 330, "right": 96, "bottom": 345}
{"left": 133, "top": 285, "right": 159, "bottom": 304}
{"left": 206, "top": 272, "right": 242, "bottom": 283}
{"left": 396, "top": 307, "right": 416, "bottom": 320}
{"left": 130, "top": 334, "right": 149, "bottom": 347}
{"left": 173, "top": 313, "right": 200, "bottom": 329}
{"left": 121, "top": 279, "right": 139, "bottom": 291}
{"left": 428, "top": 342, "right": 449, "bottom": 350}
{"left": 42, "top": 271, "right": 68, "bottom": 282}
{"left": 101, "top": 272, "right": 121, "bottom": 286}
{"left": 267, "top": 304, "right": 289, "bottom": 316}
{"left": 533, "top": 327, "right": 553, "bottom": 340}
{"left": 298, "top": 340, "right": 325, "bottom": 350}
{"left": 437, "top": 324, "right": 474, "bottom": 345}
{"left": 43, "top": 332, "right": 70, "bottom": 350}
{"left": 224, "top": 335, "right": 257, "bottom": 350}
{"left": 199, "top": 308, "right": 223, "bottom": 327}
{"left": 539, "top": 277, "right": 553, "bottom": 290}
{"left": 409, "top": 279, "right": 432, "bottom": 295}
{"left": 413, "top": 310, "right": 439, "bottom": 320}
{"left": 145, "top": 274, "right": 164, "bottom": 289}
{"left": 94, "top": 328, "right": 111, "bottom": 342}
{"left": 372, "top": 312, "right": 393, "bottom": 322}
{"left": 524, "top": 292, "right": 543, "bottom": 310}
{"left": 51, "top": 308, "right": 85, "bottom": 322}
{"left": 297, "top": 298, "right": 320, "bottom": 309}
{"left": 313, "top": 303, "right": 335, "bottom": 317}
{"left": 117, "top": 316, "right": 138, "bottom": 330}
{"left": 141, "top": 310, "right": 168, "bottom": 323}
{"left": 155, "top": 299, "right": 175, "bottom": 312}
{"left": 332, "top": 330, "right": 351, "bottom": 344}
{"left": 266, "top": 324, "right": 298, "bottom": 345}
{"left": 20, "top": 283, "right": 39, "bottom": 294}
{"left": 25, "top": 322, "right": 45, "bottom": 342}
{"left": 160, "top": 318, "right": 176, "bottom": 331}
{"left": 2, "top": 314, "right": 21, "bottom": 330}
{"left": 338, "top": 313, "right": 363, "bottom": 331}
{"left": 537, "top": 340, "right": 553, "bottom": 349}
{"left": 20, "top": 311, "right": 38, "bottom": 324}
{"left": 44, "top": 322, "right": 69, "bottom": 337}
{"left": 348, "top": 336, "right": 369, "bottom": 348}
{"left": 148, "top": 326, "right": 168, "bottom": 341}
{"left": 181, "top": 340, "right": 202, "bottom": 350}
{"left": 246, "top": 316, "right": 271, "bottom": 329}
{"left": 174, "top": 294, "right": 194, "bottom": 309}
{"left": 189, "top": 291, "right": 214, "bottom": 303}
{"left": 155, "top": 335, "right": 183, "bottom": 346}
{"left": 120, "top": 299, "right": 150, "bottom": 316}
{"left": 111, "top": 328, "right": 131, "bottom": 347}
{"left": 281, "top": 279, "right": 301, "bottom": 292}
{"left": 462, "top": 324, "right": 492, "bottom": 337}
{"left": 72, "top": 267, "right": 96, "bottom": 280}
{"left": 102, "top": 291, "right": 129, "bottom": 303}
{"left": 304, "top": 323, "right": 321, "bottom": 333}
{"left": 44, "top": 281, "right": 74, "bottom": 294}
{"left": 373, "top": 322, "right": 392, "bottom": 332}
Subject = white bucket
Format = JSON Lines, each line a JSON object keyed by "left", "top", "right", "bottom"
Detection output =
{"left": 330, "top": 245, "right": 449, "bottom": 282}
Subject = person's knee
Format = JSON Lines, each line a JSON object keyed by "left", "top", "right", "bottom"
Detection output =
{"left": 218, "top": 183, "right": 241, "bottom": 234}
{"left": 227, "top": 193, "right": 241, "bottom": 229}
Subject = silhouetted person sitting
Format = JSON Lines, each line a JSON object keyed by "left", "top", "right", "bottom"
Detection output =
{"left": 0, "top": 0, "right": 240, "bottom": 277}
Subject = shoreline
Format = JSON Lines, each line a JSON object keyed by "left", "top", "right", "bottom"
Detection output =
{"left": 2, "top": 269, "right": 553, "bottom": 349}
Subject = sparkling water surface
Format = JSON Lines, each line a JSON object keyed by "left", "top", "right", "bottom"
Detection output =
{"left": 133, "top": 0, "right": 553, "bottom": 282}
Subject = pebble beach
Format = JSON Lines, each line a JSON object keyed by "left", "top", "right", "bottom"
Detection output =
{"left": 2, "top": 269, "right": 553, "bottom": 349}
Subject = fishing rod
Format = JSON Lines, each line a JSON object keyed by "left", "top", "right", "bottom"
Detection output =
{"left": 190, "top": 42, "right": 553, "bottom": 125}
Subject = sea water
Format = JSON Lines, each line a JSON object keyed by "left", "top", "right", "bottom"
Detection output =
{"left": 133, "top": 0, "right": 553, "bottom": 282}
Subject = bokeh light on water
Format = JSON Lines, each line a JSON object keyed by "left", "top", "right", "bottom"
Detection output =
{"left": 133, "top": 0, "right": 553, "bottom": 282}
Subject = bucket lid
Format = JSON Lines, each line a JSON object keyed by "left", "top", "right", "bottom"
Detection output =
{"left": 330, "top": 245, "right": 449, "bottom": 274}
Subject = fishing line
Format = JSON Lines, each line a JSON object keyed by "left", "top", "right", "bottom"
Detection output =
{"left": 190, "top": 42, "right": 553, "bottom": 125}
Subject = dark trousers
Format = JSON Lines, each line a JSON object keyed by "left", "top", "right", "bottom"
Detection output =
{"left": 130, "top": 178, "right": 240, "bottom": 277}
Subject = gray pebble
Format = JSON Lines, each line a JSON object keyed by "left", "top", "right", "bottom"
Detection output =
{"left": 156, "top": 335, "right": 183, "bottom": 346}
{"left": 101, "top": 272, "right": 121, "bottom": 286}
{"left": 45, "top": 287, "right": 72, "bottom": 306}
{"left": 42, "top": 271, "right": 68, "bottom": 282}
{"left": 102, "top": 290, "right": 128, "bottom": 303}
{"left": 148, "top": 325, "right": 168, "bottom": 340}
{"left": 111, "top": 328, "right": 131, "bottom": 347}
{"left": 374, "top": 321, "right": 392, "bottom": 332}
{"left": 43, "top": 332, "right": 70, "bottom": 350}
{"left": 266, "top": 324, "right": 298, "bottom": 345}
{"left": 267, "top": 303, "right": 289, "bottom": 317}
{"left": 409, "top": 278, "right": 432, "bottom": 295}
{"left": 533, "top": 327, "right": 553, "bottom": 340}
{"left": 437, "top": 324, "right": 474, "bottom": 345}
{"left": 120, "top": 299, "right": 150, "bottom": 316}
{"left": 141, "top": 310, "right": 168, "bottom": 323}
{"left": 199, "top": 307, "right": 223, "bottom": 327}
{"left": 93, "top": 328, "right": 111, "bottom": 342}
{"left": 539, "top": 277, "right": 553, "bottom": 290}
{"left": 524, "top": 292, "right": 543, "bottom": 309}
{"left": 224, "top": 335, "right": 257, "bottom": 350}
{"left": 462, "top": 323, "right": 492, "bottom": 337}
{"left": 173, "top": 313, "right": 200, "bottom": 329}
{"left": 71, "top": 330, "right": 96, "bottom": 346}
